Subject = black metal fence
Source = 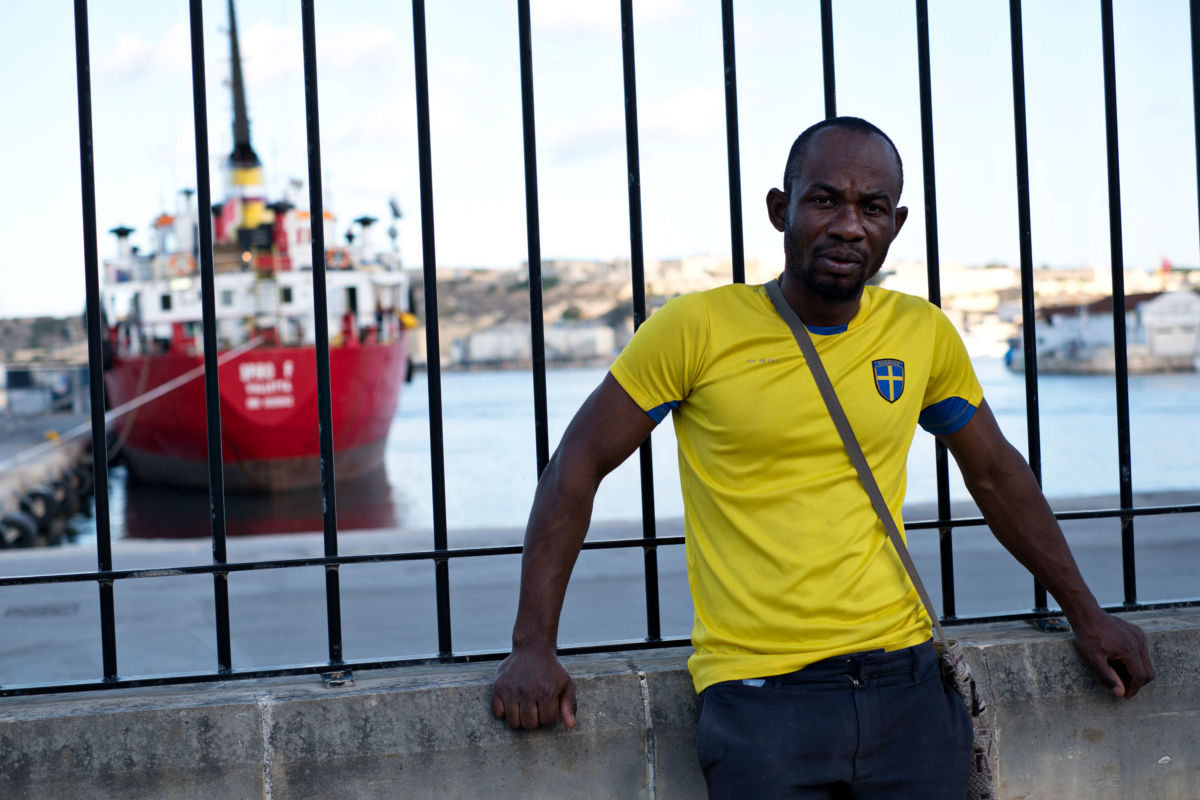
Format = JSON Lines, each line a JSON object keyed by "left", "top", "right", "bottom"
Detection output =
{"left": 2, "top": 0, "right": 1198, "bottom": 697}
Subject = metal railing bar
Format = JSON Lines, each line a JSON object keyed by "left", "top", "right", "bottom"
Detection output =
{"left": 907, "top": 502, "right": 1200, "bottom": 531}
{"left": 621, "top": 2, "right": 647, "bottom": 332}
{"left": 720, "top": 0, "right": 745, "bottom": 284}
{"left": 516, "top": 0, "right": 551, "bottom": 476}
{"left": 0, "top": 537, "right": 686, "bottom": 588}
{"left": 71, "top": 0, "right": 118, "bottom": 683}
{"left": 1193, "top": 0, "right": 1200, "bottom": 256}
{"left": 299, "top": 0, "right": 344, "bottom": 665}
{"left": 821, "top": 0, "right": 836, "bottom": 118}
{"left": 619, "top": 0, "right": 662, "bottom": 642}
{"left": 0, "top": 637, "right": 694, "bottom": 698}
{"left": 410, "top": 0, "right": 453, "bottom": 656}
{"left": 637, "top": 441, "right": 661, "bottom": 641}
{"left": 1008, "top": 0, "right": 1044, "bottom": 489}
{"left": 187, "top": 0, "right": 232, "bottom": 673}
{"left": 1099, "top": 0, "right": 1137, "bottom": 605}
{"left": 913, "top": 0, "right": 959, "bottom": 619}
{"left": 1008, "top": 0, "right": 1049, "bottom": 612}
{"left": 941, "top": 598, "right": 1200, "bottom": 625}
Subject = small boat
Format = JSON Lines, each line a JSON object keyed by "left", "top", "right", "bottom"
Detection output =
{"left": 100, "top": 0, "right": 413, "bottom": 492}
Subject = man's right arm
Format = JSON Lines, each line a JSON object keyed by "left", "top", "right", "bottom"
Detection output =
{"left": 490, "top": 373, "right": 658, "bottom": 730}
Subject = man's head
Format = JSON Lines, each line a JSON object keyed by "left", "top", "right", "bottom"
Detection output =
{"left": 781, "top": 116, "right": 903, "bottom": 196}
{"left": 766, "top": 118, "right": 908, "bottom": 321}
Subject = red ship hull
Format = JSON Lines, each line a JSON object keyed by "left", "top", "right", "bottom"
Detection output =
{"left": 104, "top": 337, "right": 408, "bottom": 492}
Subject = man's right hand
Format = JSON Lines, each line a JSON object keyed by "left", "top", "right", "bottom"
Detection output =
{"left": 490, "top": 647, "right": 577, "bottom": 730}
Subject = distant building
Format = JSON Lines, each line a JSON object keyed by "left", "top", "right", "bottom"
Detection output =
{"left": 879, "top": 261, "right": 1020, "bottom": 357}
{"left": 464, "top": 322, "right": 615, "bottom": 368}
{"left": 533, "top": 255, "right": 766, "bottom": 296}
{"left": 1009, "top": 289, "right": 1200, "bottom": 374}
{"left": 647, "top": 255, "right": 766, "bottom": 295}
{"left": 879, "top": 261, "right": 1200, "bottom": 362}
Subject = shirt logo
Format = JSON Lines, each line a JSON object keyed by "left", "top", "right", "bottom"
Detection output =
{"left": 873, "top": 359, "right": 905, "bottom": 403}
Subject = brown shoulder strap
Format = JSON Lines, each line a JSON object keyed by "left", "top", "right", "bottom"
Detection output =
{"left": 763, "top": 279, "right": 949, "bottom": 644}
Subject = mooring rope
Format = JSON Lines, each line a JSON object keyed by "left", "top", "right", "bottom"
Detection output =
{"left": 0, "top": 337, "right": 263, "bottom": 474}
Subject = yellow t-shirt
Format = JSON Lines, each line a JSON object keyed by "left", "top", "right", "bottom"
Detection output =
{"left": 609, "top": 282, "right": 984, "bottom": 692}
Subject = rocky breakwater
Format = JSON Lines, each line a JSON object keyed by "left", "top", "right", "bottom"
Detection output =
{"left": 0, "top": 414, "right": 97, "bottom": 548}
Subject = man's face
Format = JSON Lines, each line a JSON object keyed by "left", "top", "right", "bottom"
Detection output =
{"left": 768, "top": 128, "right": 908, "bottom": 305}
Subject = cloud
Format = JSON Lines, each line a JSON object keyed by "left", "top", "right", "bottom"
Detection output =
{"left": 734, "top": 8, "right": 818, "bottom": 51}
{"left": 95, "top": 19, "right": 408, "bottom": 99}
{"left": 532, "top": 0, "right": 690, "bottom": 36}
{"left": 237, "top": 22, "right": 406, "bottom": 85}
{"left": 98, "top": 22, "right": 191, "bottom": 80}
{"left": 542, "top": 83, "right": 723, "bottom": 163}
{"left": 544, "top": 117, "right": 623, "bottom": 163}
{"left": 641, "top": 85, "right": 725, "bottom": 141}
{"left": 319, "top": 27, "right": 405, "bottom": 74}
{"left": 328, "top": 98, "right": 416, "bottom": 149}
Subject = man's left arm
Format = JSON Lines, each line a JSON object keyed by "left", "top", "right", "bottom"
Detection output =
{"left": 938, "top": 399, "right": 1155, "bottom": 699}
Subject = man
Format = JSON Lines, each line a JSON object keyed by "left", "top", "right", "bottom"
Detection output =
{"left": 490, "top": 117, "right": 1154, "bottom": 798}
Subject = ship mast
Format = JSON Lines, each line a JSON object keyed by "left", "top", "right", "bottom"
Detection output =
{"left": 221, "top": 0, "right": 270, "bottom": 254}
{"left": 227, "top": 0, "right": 259, "bottom": 171}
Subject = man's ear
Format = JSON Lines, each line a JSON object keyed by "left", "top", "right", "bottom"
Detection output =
{"left": 892, "top": 205, "right": 909, "bottom": 240}
{"left": 766, "top": 188, "right": 788, "bottom": 232}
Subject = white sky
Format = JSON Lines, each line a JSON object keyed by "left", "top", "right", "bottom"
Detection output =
{"left": 0, "top": 0, "right": 1196, "bottom": 318}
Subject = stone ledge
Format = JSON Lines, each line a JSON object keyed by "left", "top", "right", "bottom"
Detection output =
{"left": 1, "top": 610, "right": 1196, "bottom": 799}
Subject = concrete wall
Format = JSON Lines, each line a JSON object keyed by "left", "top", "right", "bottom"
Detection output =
{"left": 1, "top": 609, "right": 1196, "bottom": 799}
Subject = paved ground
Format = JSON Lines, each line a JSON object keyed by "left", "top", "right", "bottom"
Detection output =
{"left": 0, "top": 491, "right": 1197, "bottom": 689}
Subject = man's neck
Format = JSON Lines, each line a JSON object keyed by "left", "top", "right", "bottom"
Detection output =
{"left": 776, "top": 274, "right": 864, "bottom": 328}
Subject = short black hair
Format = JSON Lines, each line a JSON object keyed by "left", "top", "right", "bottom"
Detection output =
{"left": 782, "top": 116, "right": 903, "bottom": 196}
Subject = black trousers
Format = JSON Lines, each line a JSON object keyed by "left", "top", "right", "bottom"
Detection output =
{"left": 696, "top": 641, "right": 972, "bottom": 799}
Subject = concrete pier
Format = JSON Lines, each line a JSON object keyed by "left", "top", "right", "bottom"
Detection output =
{"left": 0, "top": 611, "right": 1197, "bottom": 799}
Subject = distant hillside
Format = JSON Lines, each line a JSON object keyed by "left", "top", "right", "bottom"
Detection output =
{"left": 410, "top": 268, "right": 644, "bottom": 341}
{"left": 0, "top": 315, "right": 90, "bottom": 364}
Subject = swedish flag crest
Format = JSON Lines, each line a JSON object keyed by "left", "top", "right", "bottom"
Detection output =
{"left": 873, "top": 359, "right": 905, "bottom": 403}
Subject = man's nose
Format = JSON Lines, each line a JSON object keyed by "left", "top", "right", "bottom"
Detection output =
{"left": 826, "top": 205, "right": 865, "bottom": 240}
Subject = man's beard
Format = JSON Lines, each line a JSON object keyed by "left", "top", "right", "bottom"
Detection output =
{"left": 798, "top": 260, "right": 868, "bottom": 302}
{"left": 784, "top": 229, "right": 871, "bottom": 303}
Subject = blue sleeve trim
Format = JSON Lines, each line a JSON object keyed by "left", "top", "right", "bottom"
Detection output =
{"left": 646, "top": 400, "right": 679, "bottom": 423}
{"left": 919, "top": 396, "right": 978, "bottom": 435}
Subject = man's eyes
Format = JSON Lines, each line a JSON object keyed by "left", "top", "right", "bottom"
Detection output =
{"left": 808, "top": 196, "right": 888, "bottom": 214}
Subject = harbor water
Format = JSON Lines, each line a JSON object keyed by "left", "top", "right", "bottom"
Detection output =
{"left": 70, "top": 357, "right": 1200, "bottom": 543}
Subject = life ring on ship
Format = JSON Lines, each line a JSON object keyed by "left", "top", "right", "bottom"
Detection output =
{"left": 169, "top": 253, "right": 196, "bottom": 275}
{"left": 326, "top": 248, "right": 351, "bottom": 270}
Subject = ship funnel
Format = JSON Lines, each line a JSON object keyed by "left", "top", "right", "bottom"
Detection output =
{"left": 354, "top": 216, "right": 378, "bottom": 258}
{"left": 109, "top": 226, "right": 135, "bottom": 259}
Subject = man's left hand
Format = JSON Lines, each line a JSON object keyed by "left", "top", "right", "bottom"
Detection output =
{"left": 1071, "top": 613, "right": 1154, "bottom": 699}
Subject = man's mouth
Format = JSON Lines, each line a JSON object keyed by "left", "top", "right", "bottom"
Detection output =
{"left": 815, "top": 250, "right": 864, "bottom": 275}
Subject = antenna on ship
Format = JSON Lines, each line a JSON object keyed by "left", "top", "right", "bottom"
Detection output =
{"left": 387, "top": 197, "right": 402, "bottom": 254}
